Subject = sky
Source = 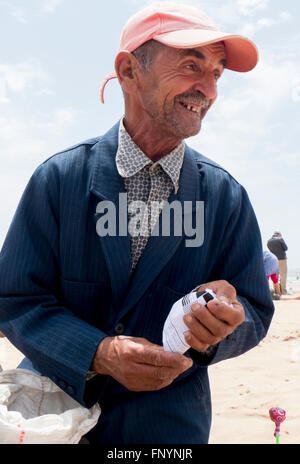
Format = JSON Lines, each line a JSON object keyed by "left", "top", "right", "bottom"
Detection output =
{"left": 0, "top": 0, "right": 299, "bottom": 270}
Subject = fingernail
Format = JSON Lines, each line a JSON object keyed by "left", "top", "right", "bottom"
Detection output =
{"left": 219, "top": 295, "right": 229, "bottom": 304}
{"left": 184, "top": 315, "right": 193, "bottom": 323}
{"left": 185, "top": 332, "right": 191, "bottom": 341}
{"left": 191, "top": 303, "right": 200, "bottom": 311}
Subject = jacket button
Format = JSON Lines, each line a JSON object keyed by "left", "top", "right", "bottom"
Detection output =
{"left": 114, "top": 323, "right": 125, "bottom": 335}
{"left": 58, "top": 379, "right": 67, "bottom": 390}
{"left": 66, "top": 385, "right": 76, "bottom": 396}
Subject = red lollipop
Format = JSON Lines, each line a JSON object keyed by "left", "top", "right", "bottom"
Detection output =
{"left": 269, "top": 407, "right": 286, "bottom": 443}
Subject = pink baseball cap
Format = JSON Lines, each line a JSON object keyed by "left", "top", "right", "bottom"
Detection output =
{"left": 101, "top": 2, "right": 259, "bottom": 103}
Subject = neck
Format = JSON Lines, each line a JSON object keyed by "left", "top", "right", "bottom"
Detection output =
{"left": 123, "top": 114, "right": 182, "bottom": 162}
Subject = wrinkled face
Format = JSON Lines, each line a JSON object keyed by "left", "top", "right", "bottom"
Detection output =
{"left": 133, "top": 42, "right": 227, "bottom": 139}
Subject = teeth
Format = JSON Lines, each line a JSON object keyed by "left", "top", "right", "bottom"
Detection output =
{"left": 190, "top": 106, "right": 200, "bottom": 114}
{"left": 182, "top": 102, "right": 206, "bottom": 114}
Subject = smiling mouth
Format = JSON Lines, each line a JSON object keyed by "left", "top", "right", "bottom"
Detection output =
{"left": 178, "top": 101, "right": 209, "bottom": 115}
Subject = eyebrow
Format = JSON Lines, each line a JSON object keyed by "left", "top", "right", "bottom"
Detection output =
{"left": 179, "top": 48, "right": 227, "bottom": 68}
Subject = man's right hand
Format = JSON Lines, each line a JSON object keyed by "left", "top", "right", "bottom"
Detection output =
{"left": 91, "top": 336, "right": 193, "bottom": 392}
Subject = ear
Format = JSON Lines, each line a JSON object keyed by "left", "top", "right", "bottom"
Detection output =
{"left": 115, "top": 51, "right": 139, "bottom": 95}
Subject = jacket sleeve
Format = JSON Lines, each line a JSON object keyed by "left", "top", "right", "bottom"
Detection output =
{"left": 189, "top": 183, "right": 275, "bottom": 367}
{"left": 0, "top": 163, "right": 110, "bottom": 408}
{"left": 280, "top": 239, "right": 288, "bottom": 252}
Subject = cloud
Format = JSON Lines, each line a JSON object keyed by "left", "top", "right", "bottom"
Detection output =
{"left": 1, "top": 0, "right": 64, "bottom": 21}
{"left": 0, "top": 58, "right": 75, "bottom": 157}
{"left": 244, "top": 54, "right": 300, "bottom": 116}
{"left": 199, "top": 0, "right": 270, "bottom": 29}
{"left": 240, "top": 10, "right": 292, "bottom": 37}
{"left": 0, "top": 62, "right": 48, "bottom": 99}
{"left": 127, "top": 0, "right": 204, "bottom": 9}
{"left": 0, "top": 107, "right": 78, "bottom": 165}
{"left": 1, "top": 1, "right": 28, "bottom": 24}
{"left": 36, "top": 108, "right": 78, "bottom": 136}
{"left": 35, "top": 88, "right": 56, "bottom": 97}
{"left": 0, "top": 102, "right": 78, "bottom": 248}
{"left": 291, "top": 78, "right": 300, "bottom": 102}
{"left": 275, "top": 153, "right": 300, "bottom": 167}
{"left": 42, "top": 0, "right": 64, "bottom": 14}
{"left": 236, "top": 0, "right": 270, "bottom": 17}
{"left": 0, "top": 79, "right": 10, "bottom": 103}
{"left": 6, "top": 4, "right": 27, "bottom": 23}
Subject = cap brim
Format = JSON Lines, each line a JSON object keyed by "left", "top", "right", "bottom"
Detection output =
{"left": 154, "top": 29, "right": 258, "bottom": 72}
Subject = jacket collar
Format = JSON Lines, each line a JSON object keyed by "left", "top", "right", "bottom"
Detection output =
{"left": 90, "top": 120, "right": 198, "bottom": 205}
{"left": 116, "top": 118, "right": 185, "bottom": 194}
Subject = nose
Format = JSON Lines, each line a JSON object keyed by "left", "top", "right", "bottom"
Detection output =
{"left": 194, "top": 72, "right": 218, "bottom": 100}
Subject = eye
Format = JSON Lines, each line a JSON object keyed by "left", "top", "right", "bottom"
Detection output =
{"left": 185, "top": 64, "right": 197, "bottom": 71}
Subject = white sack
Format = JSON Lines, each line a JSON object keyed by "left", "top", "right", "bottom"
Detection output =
{"left": 0, "top": 369, "right": 101, "bottom": 444}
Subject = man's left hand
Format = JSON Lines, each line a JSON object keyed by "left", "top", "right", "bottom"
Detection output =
{"left": 183, "top": 280, "right": 245, "bottom": 353}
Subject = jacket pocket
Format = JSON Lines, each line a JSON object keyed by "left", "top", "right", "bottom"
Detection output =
{"left": 59, "top": 278, "right": 112, "bottom": 328}
{"left": 134, "top": 284, "right": 186, "bottom": 345}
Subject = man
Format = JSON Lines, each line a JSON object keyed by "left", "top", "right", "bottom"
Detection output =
{"left": 267, "top": 231, "right": 288, "bottom": 295}
{"left": 0, "top": 4, "right": 274, "bottom": 444}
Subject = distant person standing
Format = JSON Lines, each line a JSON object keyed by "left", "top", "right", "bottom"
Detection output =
{"left": 263, "top": 250, "right": 281, "bottom": 299}
{"left": 267, "top": 232, "right": 288, "bottom": 295}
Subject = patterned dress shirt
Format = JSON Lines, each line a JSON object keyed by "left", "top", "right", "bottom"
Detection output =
{"left": 116, "top": 118, "right": 185, "bottom": 273}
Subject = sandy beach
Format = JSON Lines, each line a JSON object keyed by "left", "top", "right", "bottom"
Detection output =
{"left": 209, "top": 291, "right": 300, "bottom": 444}
{"left": 1, "top": 292, "right": 300, "bottom": 445}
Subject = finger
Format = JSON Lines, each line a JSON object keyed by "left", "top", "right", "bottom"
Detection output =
{"left": 189, "top": 303, "right": 230, "bottom": 340}
{"left": 206, "top": 300, "right": 245, "bottom": 327}
{"left": 125, "top": 363, "right": 187, "bottom": 391}
{"left": 183, "top": 313, "right": 222, "bottom": 345}
{"left": 184, "top": 331, "right": 210, "bottom": 353}
{"left": 130, "top": 363, "right": 181, "bottom": 381}
{"left": 136, "top": 345, "right": 193, "bottom": 370}
{"left": 129, "top": 377, "right": 175, "bottom": 392}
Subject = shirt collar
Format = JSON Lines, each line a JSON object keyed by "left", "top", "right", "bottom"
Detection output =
{"left": 116, "top": 118, "right": 185, "bottom": 193}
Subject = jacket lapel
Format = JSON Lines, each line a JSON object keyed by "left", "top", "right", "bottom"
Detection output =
{"left": 90, "top": 125, "right": 201, "bottom": 319}
{"left": 90, "top": 122, "right": 131, "bottom": 309}
{"left": 117, "top": 145, "right": 200, "bottom": 322}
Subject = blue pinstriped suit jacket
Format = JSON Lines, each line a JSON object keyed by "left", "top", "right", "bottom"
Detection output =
{"left": 0, "top": 121, "right": 274, "bottom": 443}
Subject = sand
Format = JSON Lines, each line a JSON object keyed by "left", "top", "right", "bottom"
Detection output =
{"left": 209, "top": 291, "right": 300, "bottom": 444}
{"left": 1, "top": 293, "right": 300, "bottom": 445}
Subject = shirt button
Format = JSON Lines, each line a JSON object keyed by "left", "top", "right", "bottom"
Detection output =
{"left": 150, "top": 165, "right": 159, "bottom": 173}
{"left": 114, "top": 323, "right": 125, "bottom": 335}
